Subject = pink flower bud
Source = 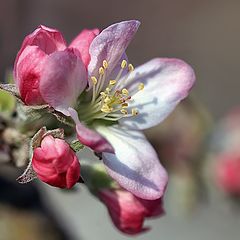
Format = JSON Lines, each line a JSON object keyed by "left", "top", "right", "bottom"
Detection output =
{"left": 216, "top": 153, "right": 240, "bottom": 195}
{"left": 32, "top": 135, "right": 80, "bottom": 189}
{"left": 14, "top": 25, "right": 67, "bottom": 105}
{"left": 13, "top": 25, "right": 99, "bottom": 106}
{"left": 99, "top": 189, "right": 164, "bottom": 235}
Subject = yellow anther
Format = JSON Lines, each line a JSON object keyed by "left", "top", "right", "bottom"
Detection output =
{"left": 101, "top": 105, "right": 113, "bottom": 113}
{"left": 121, "top": 60, "right": 127, "bottom": 69}
{"left": 109, "top": 80, "right": 116, "bottom": 85}
{"left": 138, "top": 83, "right": 144, "bottom": 91}
{"left": 105, "top": 87, "right": 110, "bottom": 94}
{"left": 100, "top": 92, "right": 106, "bottom": 97}
{"left": 128, "top": 64, "right": 134, "bottom": 72}
{"left": 122, "top": 88, "right": 129, "bottom": 96}
{"left": 104, "top": 97, "right": 111, "bottom": 104}
{"left": 99, "top": 67, "right": 105, "bottom": 75}
{"left": 121, "top": 103, "right": 128, "bottom": 108}
{"left": 103, "top": 60, "right": 108, "bottom": 69}
{"left": 132, "top": 108, "right": 138, "bottom": 116}
{"left": 121, "top": 109, "right": 128, "bottom": 115}
{"left": 91, "top": 76, "right": 98, "bottom": 85}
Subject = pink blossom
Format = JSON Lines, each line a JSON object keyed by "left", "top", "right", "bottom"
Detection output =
{"left": 17, "top": 20, "right": 195, "bottom": 200}
{"left": 32, "top": 135, "right": 80, "bottom": 188}
{"left": 99, "top": 188, "right": 165, "bottom": 235}
{"left": 14, "top": 25, "right": 98, "bottom": 105}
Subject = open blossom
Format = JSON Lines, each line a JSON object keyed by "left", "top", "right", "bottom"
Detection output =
{"left": 32, "top": 135, "right": 80, "bottom": 188}
{"left": 15, "top": 20, "right": 195, "bottom": 199}
{"left": 99, "top": 188, "right": 165, "bottom": 235}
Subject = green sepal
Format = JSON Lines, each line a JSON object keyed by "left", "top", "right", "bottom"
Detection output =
{"left": 81, "top": 163, "right": 118, "bottom": 195}
{"left": 70, "top": 140, "right": 84, "bottom": 152}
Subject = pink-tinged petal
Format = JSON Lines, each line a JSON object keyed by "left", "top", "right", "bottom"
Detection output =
{"left": 99, "top": 189, "right": 148, "bottom": 235}
{"left": 32, "top": 159, "right": 56, "bottom": 176}
{"left": 138, "top": 197, "right": 165, "bottom": 217}
{"left": 119, "top": 58, "right": 196, "bottom": 130}
{"left": 40, "top": 135, "right": 59, "bottom": 159}
{"left": 88, "top": 20, "right": 140, "bottom": 88}
{"left": 18, "top": 25, "right": 66, "bottom": 57}
{"left": 69, "top": 29, "right": 99, "bottom": 67}
{"left": 32, "top": 135, "right": 80, "bottom": 189}
{"left": 37, "top": 172, "right": 67, "bottom": 188}
{"left": 96, "top": 126, "right": 168, "bottom": 200}
{"left": 40, "top": 48, "right": 87, "bottom": 116}
{"left": 14, "top": 25, "right": 66, "bottom": 84}
{"left": 66, "top": 156, "right": 81, "bottom": 189}
{"left": 68, "top": 108, "right": 114, "bottom": 153}
{"left": 16, "top": 45, "right": 47, "bottom": 105}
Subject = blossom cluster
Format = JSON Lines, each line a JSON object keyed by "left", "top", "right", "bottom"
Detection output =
{"left": 1, "top": 20, "right": 195, "bottom": 234}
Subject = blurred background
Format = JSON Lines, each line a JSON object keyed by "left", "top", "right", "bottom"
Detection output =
{"left": 1, "top": 0, "right": 240, "bottom": 239}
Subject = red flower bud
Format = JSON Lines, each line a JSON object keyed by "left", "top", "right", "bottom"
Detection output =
{"left": 14, "top": 25, "right": 99, "bottom": 106}
{"left": 32, "top": 135, "right": 80, "bottom": 189}
{"left": 14, "top": 25, "right": 66, "bottom": 105}
{"left": 216, "top": 153, "right": 240, "bottom": 195}
{"left": 99, "top": 189, "right": 165, "bottom": 235}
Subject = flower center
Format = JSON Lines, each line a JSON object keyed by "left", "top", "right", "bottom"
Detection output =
{"left": 80, "top": 60, "right": 144, "bottom": 123}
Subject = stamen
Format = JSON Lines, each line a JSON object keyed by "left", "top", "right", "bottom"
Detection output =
{"left": 132, "top": 108, "right": 138, "bottom": 116}
{"left": 86, "top": 60, "right": 143, "bottom": 123}
{"left": 128, "top": 64, "right": 134, "bottom": 72}
{"left": 138, "top": 83, "right": 144, "bottom": 91}
{"left": 121, "top": 109, "right": 128, "bottom": 115}
{"left": 103, "top": 60, "right": 108, "bottom": 69}
{"left": 91, "top": 77, "right": 98, "bottom": 104}
{"left": 96, "top": 67, "right": 106, "bottom": 96}
{"left": 121, "top": 60, "right": 127, "bottom": 69}
{"left": 91, "top": 76, "right": 98, "bottom": 85}
{"left": 99, "top": 67, "right": 105, "bottom": 75}
{"left": 122, "top": 88, "right": 129, "bottom": 96}
{"left": 101, "top": 104, "right": 113, "bottom": 113}
{"left": 109, "top": 80, "right": 116, "bottom": 85}
{"left": 121, "top": 103, "right": 128, "bottom": 108}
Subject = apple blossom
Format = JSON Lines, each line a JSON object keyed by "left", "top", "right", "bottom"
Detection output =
{"left": 99, "top": 188, "right": 165, "bottom": 235}
{"left": 32, "top": 135, "right": 80, "bottom": 188}
{"left": 13, "top": 20, "right": 195, "bottom": 200}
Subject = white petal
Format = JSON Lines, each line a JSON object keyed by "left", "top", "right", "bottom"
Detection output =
{"left": 87, "top": 20, "right": 140, "bottom": 88}
{"left": 119, "top": 58, "right": 196, "bottom": 130}
{"left": 96, "top": 125, "right": 168, "bottom": 200}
